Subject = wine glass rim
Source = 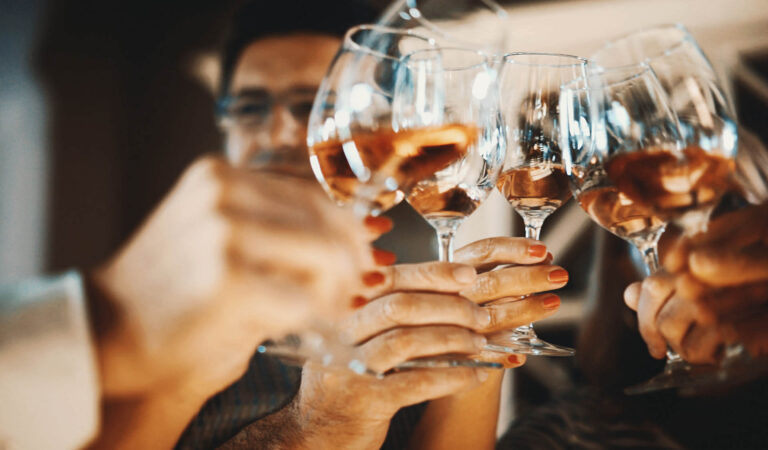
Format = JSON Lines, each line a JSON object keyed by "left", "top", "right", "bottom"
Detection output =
{"left": 563, "top": 64, "right": 654, "bottom": 91}
{"left": 343, "top": 24, "right": 436, "bottom": 62}
{"left": 596, "top": 23, "right": 696, "bottom": 65}
{"left": 402, "top": 0, "right": 508, "bottom": 51}
{"left": 502, "top": 52, "right": 588, "bottom": 67}
{"left": 403, "top": 46, "right": 491, "bottom": 71}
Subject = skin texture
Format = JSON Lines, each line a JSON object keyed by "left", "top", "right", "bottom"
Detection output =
{"left": 87, "top": 157, "right": 374, "bottom": 449}
{"left": 220, "top": 237, "right": 565, "bottom": 450}
{"left": 624, "top": 203, "right": 768, "bottom": 364}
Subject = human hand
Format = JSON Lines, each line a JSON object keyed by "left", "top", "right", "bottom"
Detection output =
{"left": 624, "top": 204, "right": 768, "bottom": 363}
{"left": 89, "top": 156, "right": 376, "bottom": 398}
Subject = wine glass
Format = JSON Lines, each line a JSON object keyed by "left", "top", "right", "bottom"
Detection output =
{"left": 592, "top": 26, "right": 742, "bottom": 393}
{"left": 395, "top": 47, "right": 506, "bottom": 262}
{"left": 485, "top": 52, "right": 590, "bottom": 357}
{"left": 376, "top": 0, "right": 508, "bottom": 54}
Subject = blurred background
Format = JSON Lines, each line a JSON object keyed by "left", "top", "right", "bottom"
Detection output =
{"left": 1, "top": 0, "right": 766, "bottom": 445}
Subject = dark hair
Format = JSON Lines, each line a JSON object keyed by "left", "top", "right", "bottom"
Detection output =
{"left": 219, "top": 0, "right": 377, "bottom": 97}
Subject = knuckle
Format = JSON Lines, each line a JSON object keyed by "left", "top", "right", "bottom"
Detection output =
{"left": 386, "top": 328, "right": 416, "bottom": 355}
{"left": 473, "top": 273, "right": 500, "bottom": 297}
{"left": 383, "top": 293, "right": 415, "bottom": 324}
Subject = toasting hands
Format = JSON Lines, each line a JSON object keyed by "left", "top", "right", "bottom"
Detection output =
{"left": 624, "top": 204, "right": 768, "bottom": 363}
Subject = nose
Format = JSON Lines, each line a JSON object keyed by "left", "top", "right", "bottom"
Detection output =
{"left": 269, "top": 104, "right": 304, "bottom": 149}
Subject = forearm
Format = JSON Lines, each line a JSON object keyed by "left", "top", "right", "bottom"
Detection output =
{"left": 219, "top": 392, "right": 391, "bottom": 450}
{"left": 408, "top": 370, "right": 504, "bottom": 450}
{"left": 87, "top": 382, "right": 207, "bottom": 450}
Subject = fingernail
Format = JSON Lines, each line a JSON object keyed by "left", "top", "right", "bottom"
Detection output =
{"left": 507, "top": 355, "right": 519, "bottom": 365}
{"left": 362, "top": 271, "right": 386, "bottom": 286}
{"left": 476, "top": 308, "right": 492, "bottom": 327}
{"left": 476, "top": 369, "right": 489, "bottom": 382}
{"left": 528, "top": 244, "right": 547, "bottom": 258}
{"left": 542, "top": 294, "right": 560, "bottom": 309}
{"left": 364, "top": 216, "right": 393, "bottom": 234}
{"left": 545, "top": 252, "right": 554, "bottom": 263}
{"left": 453, "top": 266, "right": 477, "bottom": 283}
{"left": 372, "top": 248, "right": 397, "bottom": 266}
{"left": 548, "top": 269, "right": 569, "bottom": 284}
{"left": 351, "top": 296, "right": 368, "bottom": 308}
{"left": 473, "top": 334, "right": 488, "bottom": 348}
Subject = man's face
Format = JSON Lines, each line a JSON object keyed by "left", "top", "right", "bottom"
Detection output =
{"left": 221, "top": 34, "right": 340, "bottom": 176}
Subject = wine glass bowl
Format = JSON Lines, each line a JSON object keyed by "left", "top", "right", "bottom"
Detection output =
{"left": 591, "top": 24, "right": 739, "bottom": 234}
{"left": 396, "top": 47, "right": 506, "bottom": 261}
{"left": 307, "top": 25, "right": 440, "bottom": 217}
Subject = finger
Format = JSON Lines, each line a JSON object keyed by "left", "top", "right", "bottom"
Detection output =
{"left": 461, "top": 265, "right": 568, "bottom": 304}
{"left": 693, "top": 280, "right": 768, "bottom": 324}
{"left": 454, "top": 237, "right": 549, "bottom": 272}
{"left": 723, "top": 311, "right": 768, "bottom": 357}
{"left": 363, "top": 262, "right": 477, "bottom": 298}
{"left": 689, "top": 205, "right": 768, "bottom": 249}
{"left": 380, "top": 367, "right": 486, "bottom": 407}
{"left": 660, "top": 230, "right": 690, "bottom": 274}
{"left": 480, "top": 293, "right": 561, "bottom": 333}
{"left": 681, "top": 324, "right": 725, "bottom": 365}
{"left": 656, "top": 293, "right": 698, "bottom": 358}
{"left": 636, "top": 273, "right": 676, "bottom": 359}
{"left": 372, "top": 248, "right": 397, "bottom": 266}
{"left": 364, "top": 216, "right": 394, "bottom": 240}
{"left": 624, "top": 282, "right": 642, "bottom": 311}
{"left": 346, "top": 293, "right": 491, "bottom": 343}
{"left": 361, "top": 326, "right": 487, "bottom": 373}
{"left": 689, "top": 244, "right": 768, "bottom": 287}
{"left": 472, "top": 350, "right": 526, "bottom": 369}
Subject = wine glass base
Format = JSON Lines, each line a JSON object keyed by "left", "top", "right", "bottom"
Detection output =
{"left": 678, "top": 352, "right": 768, "bottom": 397}
{"left": 485, "top": 335, "right": 575, "bottom": 357}
{"left": 624, "top": 360, "right": 718, "bottom": 395}
{"left": 258, "top": 342, "right": 502, "bottom": 376}
{"left": 394, "top": 356, "right": 502, "bottom": 371}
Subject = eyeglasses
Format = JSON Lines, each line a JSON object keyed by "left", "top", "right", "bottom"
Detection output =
{"left": 216, "top": 87, "right": 318, "bottom": 129}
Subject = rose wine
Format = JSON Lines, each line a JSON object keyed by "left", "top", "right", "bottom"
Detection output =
{"left": 497, "top": 164, "right": 572, "bottom": 214}
{"left": 576, "top": 186, "right": 665, "bottom": 241}
{"left": 407, "top": 185, "right": 481, "bottom": 219}
{"left": 309, "top": 124, "right": 476, "bottom": 210}
{"left": 605, "top": 146, "right": 734, "bottom": 221}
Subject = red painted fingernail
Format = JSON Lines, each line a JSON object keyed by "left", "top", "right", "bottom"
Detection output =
{"left": 351, "top": 296, "right": 368, "bottom": 308}
{"left": 508, "top": 355, "right": 519, "bottom": 364}
{"left": 542, "top": 294, "right": 560, "bottom": 309}
{"left": 364, "top": 216, "right": 393, "bottom": 234}
{"left": 545, "top": 252, "right": 554, "bottom": 263}
{"left": 528, "top": 244, "right": 547, "bottom": 258}
{"left": 362, "top": 271, "right": 386, "bottom": 286}
{"left": 548, "top": 269, "right": 569, "bottom": 284}
{"left": 372, "top": 248, "right": 397, "bottom": 266}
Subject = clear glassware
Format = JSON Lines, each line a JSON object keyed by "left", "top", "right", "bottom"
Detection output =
{"left": 263, "top": 25, "right": 500, "bottom": 374}
{"left": 592, "top": 25, "right": 741, "bottom": 393}
{"left": 396, "top": 47, "right": 506, "bottom": 262}
{"left": 376, "top": 0, "right": 508, "bottom": 54}
{"left": 485, "top": 52, "right": 590, "bottom": 357}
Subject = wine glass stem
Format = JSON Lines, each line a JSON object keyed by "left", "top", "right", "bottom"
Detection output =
{"left": 521, "top": 216, "right": 545, "bottom": 331}
{"left": 633, "top": 233, "right": 685, "bottom": 367}
{"left": 436, "top": 227, "right": 457, "bottom": 262}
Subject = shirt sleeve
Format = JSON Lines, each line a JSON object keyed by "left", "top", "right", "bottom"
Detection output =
{"left": 0, "top": 271, "right": 99, "bottom": 450}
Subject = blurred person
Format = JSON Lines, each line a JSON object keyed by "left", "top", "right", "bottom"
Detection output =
{"left": 0, "top": 156, "right": 376, "bottom": 450}
{"left": 175, "top": 1, "right": 571, "bottom": 449}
